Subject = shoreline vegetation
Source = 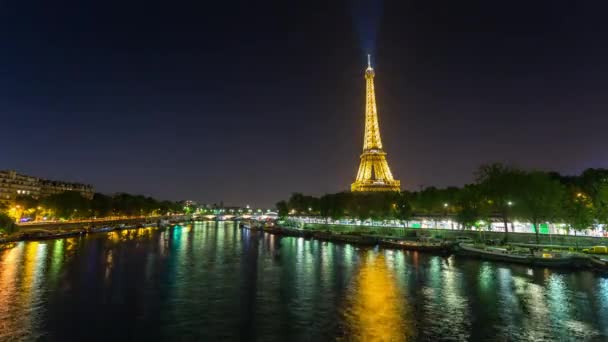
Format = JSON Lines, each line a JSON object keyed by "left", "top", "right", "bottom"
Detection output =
{"left": 0, "top": 191, "right": 193, "bottom": 233}
{"left": 276, "top": 164, "right": 608, "bottom": 244}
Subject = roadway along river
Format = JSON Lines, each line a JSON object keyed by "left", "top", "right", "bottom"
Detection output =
{"left": 1, "top": 222, "right": 607, "bottom": 341}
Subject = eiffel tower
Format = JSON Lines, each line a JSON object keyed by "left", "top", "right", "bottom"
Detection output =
{"left": 351, "top": 55, "right": 401, "bottom": 192}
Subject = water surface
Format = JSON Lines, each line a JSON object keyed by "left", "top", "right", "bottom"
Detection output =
{"left": 1, "top": 222, "right": 607, "bottom": 341}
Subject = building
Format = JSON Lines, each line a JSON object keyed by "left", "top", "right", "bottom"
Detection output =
{"left": 351, "top": 55, "right": 401, "bottom": 192}
{"left": 0, "top": 170, "right": 94, "bottom": 205}
{"left": 0, "top": 170, "right": 40, "bottom": 201}
{"left": 38, "top": 179, "right": 94, "bottom": 199}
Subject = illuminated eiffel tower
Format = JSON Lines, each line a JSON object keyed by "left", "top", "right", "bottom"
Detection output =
{"left": 351, "top": 55, "right": 401, "bottom": 192}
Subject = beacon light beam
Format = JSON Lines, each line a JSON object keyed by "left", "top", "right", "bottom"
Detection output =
{"left": 350, "top": 0, "right": 384, "bottom": 57}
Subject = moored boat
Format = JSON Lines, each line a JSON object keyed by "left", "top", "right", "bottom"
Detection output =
{"left": 308, "top": 231, "right": 377, "bottom": 245}
{"left": 88, "top": 226, "right": 114, "bottom": 234}
{"left": 19, "top": 229, "right": 85, "bottom": 241}
{"left": 456, "top": 243, "right": 590, "bottom": 269}
{"left": 380, "top": 237, "right": 453, "bottom": 253}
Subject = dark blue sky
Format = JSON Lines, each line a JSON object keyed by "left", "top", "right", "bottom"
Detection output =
{"left": 1, "top": 1, "right": 607, "bottom": 207}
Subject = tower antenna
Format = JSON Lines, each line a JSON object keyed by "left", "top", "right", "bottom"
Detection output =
{"left": 367, "top": 54, "right": 372, "bottom": 69}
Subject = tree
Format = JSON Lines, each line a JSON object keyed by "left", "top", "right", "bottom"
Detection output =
{"left": 395, "top": 192, "right": 414, "bottom": 226}
{"left": 595, "top": 183, "right": 608, "bottom": 227}
{"left": 476, "top": 163, "right": 523, "bottom": 242}
{"left": 287, "top": 193, "right": 319, "bottom": 215}
{"left": 14, "top": 195, "right": 39, "bottom": 211}
{"left": 41, "top": 191, "right": 90, "bottom": 219}
{"left": 276, "top": 200, "right": 288, "bottom": 218}
{"left": 576, "top": 169, "right": 608, "bottom": 227}
{"left": 320, "top": 192, "right": 350, "bottom": 220}
{"left": 562, "top": 188, "right": 594, "bottom": 247}
{"left": 0, "top": 213, "right": 17, "bottom": 234}
{"left": 515, "top": 171, "right": 565, "bottom": 244}
{"left": 181, "top": 201, "right": 196, "bottom": 215}
{"left": 91, "top": 193, "right": 113, "bottom": 217}
{"left": 454, "top": 184, "right": 489, "bottom": 231}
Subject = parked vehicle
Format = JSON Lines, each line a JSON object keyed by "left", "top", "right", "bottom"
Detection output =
{"left": 583, "top": 246, "right": 608, "bottom": 254}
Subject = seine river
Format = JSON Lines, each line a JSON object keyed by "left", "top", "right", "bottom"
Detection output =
{"left": 1, "top": 222, "right": 607, "bottom": 341}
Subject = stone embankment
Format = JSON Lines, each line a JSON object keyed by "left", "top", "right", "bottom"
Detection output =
{"left": 301, "top": 223, "right": 608, "bottom": 247}
{"left": 0, "top": 215, "right": 190, "bottom": 244}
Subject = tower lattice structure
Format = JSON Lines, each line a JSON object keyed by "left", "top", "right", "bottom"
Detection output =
{"left": 351, "top": 56, "right": 401, "bottom": 192}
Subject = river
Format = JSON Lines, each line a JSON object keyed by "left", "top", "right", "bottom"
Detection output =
{"left": 1, "top": 222, "right": 607, "bottom": 341}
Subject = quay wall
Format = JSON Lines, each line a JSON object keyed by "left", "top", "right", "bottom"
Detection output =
{"left": 302, "top": 223, "right": 608, "bottom": 247}
{"left": 17, "top": 215, "right": 189, "bottom": 232}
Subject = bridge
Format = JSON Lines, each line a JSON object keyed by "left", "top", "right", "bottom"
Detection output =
{"left": 192, "top": 212, "right": 278, "bottom": 222}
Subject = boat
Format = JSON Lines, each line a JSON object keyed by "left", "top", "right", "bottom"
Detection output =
{"left": 88, "top": 226, "right": 114, "bottom": 234}
{"left": 588, "top": 256, "right": 608, "bottom": 272}
{"left": 157, "top": 219, "right": 170, "bottom": 228}
{"left": 456, "top": 243, "right": 589, "bottom": 269}
{"left": 265, "top": 225, "right": 311, "bottom": 238}
{"left": 19, "top": 229, "right": 85, "bottom": 241}
{"left": 312, "top": 231, "right": 377, "bottom": 245}
{"left": 380, "top": 237, "right": 453, "bottom": 253}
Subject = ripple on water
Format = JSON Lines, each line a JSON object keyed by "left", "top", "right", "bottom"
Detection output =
{"left": 0, "top": 225, "right": 607, "bottom": 341}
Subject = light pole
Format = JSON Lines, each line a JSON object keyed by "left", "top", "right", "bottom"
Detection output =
{"left": 443, "top": 203, "right": 452, "bottom": 229}
{"left": 507, "top": 201, "right": 514, "bottom": 232}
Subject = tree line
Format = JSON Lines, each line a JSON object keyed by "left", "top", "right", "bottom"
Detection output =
{"left": 7, "top": 191, "right": 184, "bottom": 222}
{"left": 276, "top": 164, "right": 608, "bottom": 243}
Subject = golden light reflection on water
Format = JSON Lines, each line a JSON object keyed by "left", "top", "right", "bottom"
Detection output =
{"left": 105, "top": 250, "right": 114, "bottom": 283}
{"left": 49, "top": 239, "right": 64, "bottom": 284}
{"left": 0, "top": 245, "right": 23, "bottom": 339}
{"left": 21, "top": 242, "right": 40, "bottom": 305}
{"left": 342, "top": 251, "right": 411, "bottom": 342}
{"left": 106, "top": 227, "right": 155, "bottom": 243}
{"left": 0, "top": 241, "right": 48, "bottom": 340}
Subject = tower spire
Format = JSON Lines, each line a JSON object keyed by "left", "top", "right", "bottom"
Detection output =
{"left": 351, "top": 57, "right": 400, "bottom": 192}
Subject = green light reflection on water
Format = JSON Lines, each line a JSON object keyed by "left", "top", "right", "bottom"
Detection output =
{"left": 49, "top": 239, "right": 64, "bottom": 285}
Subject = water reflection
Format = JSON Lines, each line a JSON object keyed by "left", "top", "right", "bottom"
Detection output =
{"left": 0, "top": 224, "right": 607, "bottom": 341}
{"left": 418, "top": 256, "right": 470, "bottom": 341}
{"left": 0, "top": 241, "right": 50, "bottom": 340}
{"left": 343, "top": 251, "right": 411, "bottom": 341}
{"left": 0, "top": 244, "right": 24, "bottom": 340}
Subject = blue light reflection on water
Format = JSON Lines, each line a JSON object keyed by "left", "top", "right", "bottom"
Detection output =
{"left": 0, "top": 222, "right": 607, "bottom": 341}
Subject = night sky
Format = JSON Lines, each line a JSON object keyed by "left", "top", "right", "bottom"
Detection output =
{"left": 2, "top": 1, "right": 607, "bottom": 207}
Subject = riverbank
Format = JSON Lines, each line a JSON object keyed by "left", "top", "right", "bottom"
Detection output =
{"left": 17, "top": 215, "right": 189, "bottom": 231}
{"left": 0, "top": 216, "right": 190, "bottom": 244}
{"left": 259, "top": 224, "right": 608, "bottom": 272}
{"left": 300, "top": 222, "right": 608, "bottom": 247}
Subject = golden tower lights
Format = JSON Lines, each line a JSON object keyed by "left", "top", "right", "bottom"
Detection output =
{"left": 351, "top": 55, "right": 401, "bottom": 192}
